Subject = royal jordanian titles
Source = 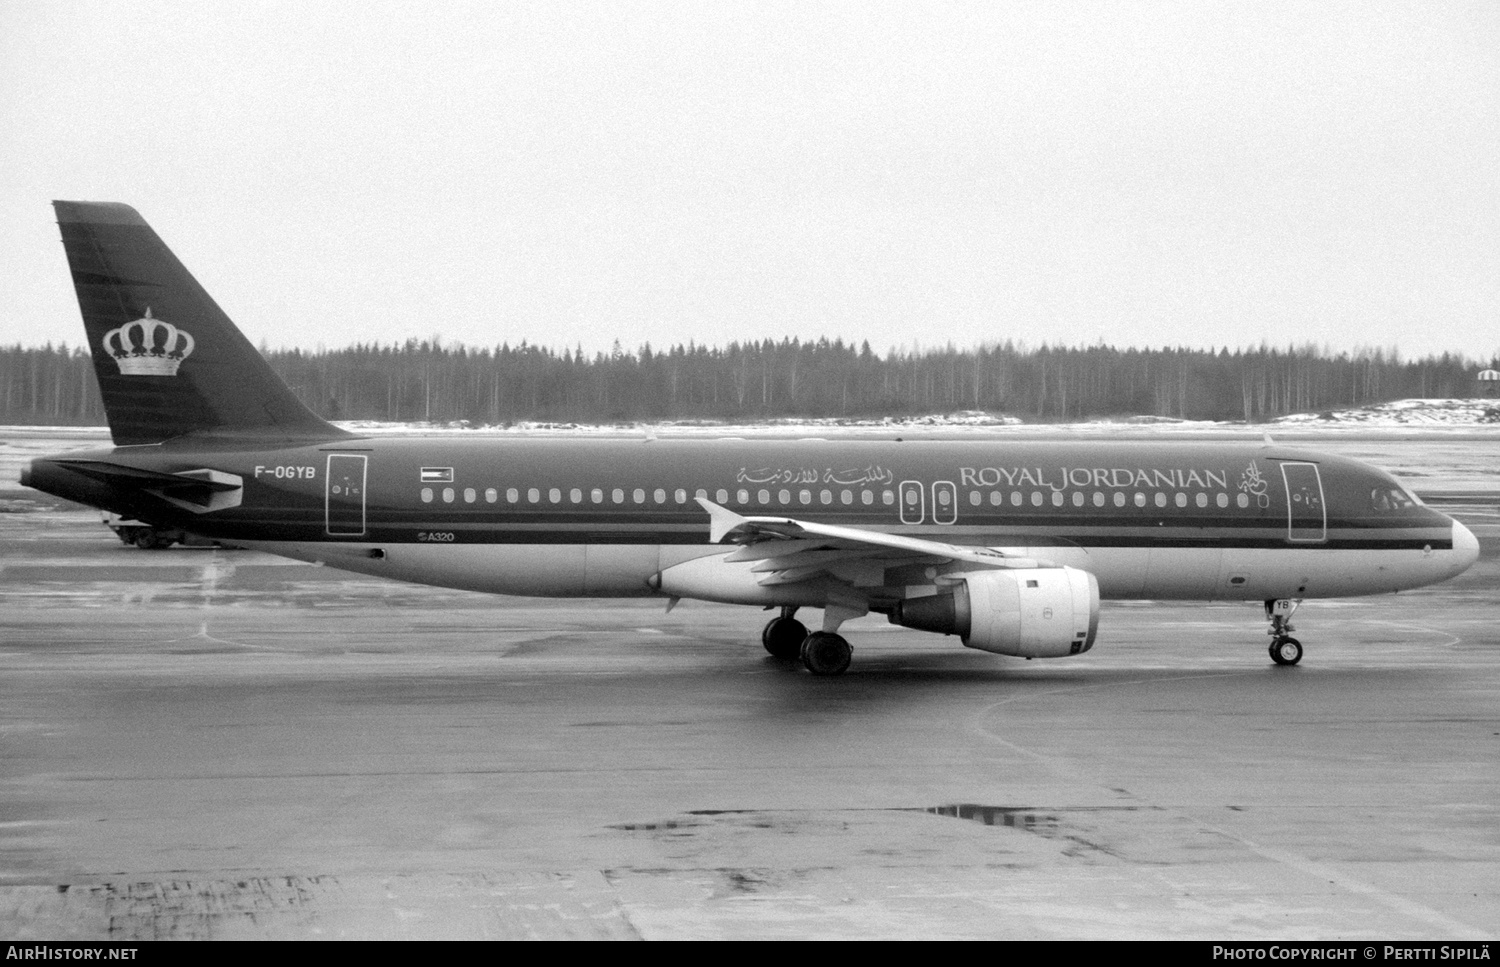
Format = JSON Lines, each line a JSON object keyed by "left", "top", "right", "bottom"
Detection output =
{"left": 21, "top": 202, "right": 1480, "bottom": 675}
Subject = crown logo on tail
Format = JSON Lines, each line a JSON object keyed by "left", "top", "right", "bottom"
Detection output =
{"left": 103, "top": 309, "right": 195, "bottom": 376}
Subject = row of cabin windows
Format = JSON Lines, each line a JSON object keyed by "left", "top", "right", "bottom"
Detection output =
{"left": 418, "top": 486, "right": 901, "bottom": 506}
{"left": 416, "top": 485, "right": 1253, "bottom": 511}
{"left": 966, "top": 489, "right": 1248, "bottom": 510}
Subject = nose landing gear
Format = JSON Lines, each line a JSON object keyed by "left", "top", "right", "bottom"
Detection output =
{"left": 1265, "top": 599, "right": 1304, "bottom": 666}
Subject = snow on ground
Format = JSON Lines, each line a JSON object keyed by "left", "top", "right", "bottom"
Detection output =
{"left": 331, "top": 399, "right": 1500, "bottom": 436}
{"left": 6, "top": 399, "right": 1500, "bottom": 447}
{"left": 334, "top": 409, "right": 1025, "bottom": 437}
{"left": 1273, "top": 398, "right": 1500, "bottom": 427}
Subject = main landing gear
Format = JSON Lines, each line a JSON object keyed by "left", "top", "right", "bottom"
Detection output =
{"left": 761, "top": 608, "right": 807, "bottom": 660}
{"left": 800, "top": 632, "right": 853, "bottom": 676}
{"left": 760, "top": 607, "right": 855, "bottom": 676}
{"left": 1265, "top": 599, "right": 1304, "bottom": 666}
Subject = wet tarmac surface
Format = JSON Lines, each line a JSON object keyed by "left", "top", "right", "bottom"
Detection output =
{"left": 2, "top": 433, "right": 1498, "bottom": 939}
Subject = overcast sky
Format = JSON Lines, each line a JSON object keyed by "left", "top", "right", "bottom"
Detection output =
{"left": 3, "top": 1, "right": 1497, "bottom": 360}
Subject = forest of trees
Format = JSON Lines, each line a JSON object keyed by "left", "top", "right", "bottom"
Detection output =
{"left": 1, "top": 337, "right": 1494, "bottom": 426}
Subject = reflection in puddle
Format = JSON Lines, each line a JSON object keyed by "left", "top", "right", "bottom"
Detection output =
{"left": 925, "top": 804, "right": 1060, "bottom": 832}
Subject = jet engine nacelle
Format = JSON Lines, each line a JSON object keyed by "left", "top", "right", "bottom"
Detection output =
{"left": 890, "top": 566, "right": 1100, "bottom": 658}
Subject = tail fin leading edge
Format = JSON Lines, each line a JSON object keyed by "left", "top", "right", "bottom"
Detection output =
{"left": 53, "top": 201, "right": 347, "bottom": 446}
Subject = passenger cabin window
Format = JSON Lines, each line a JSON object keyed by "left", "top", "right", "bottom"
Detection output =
{"left": 485, "top": 488, "right": 497, "bottom": 503}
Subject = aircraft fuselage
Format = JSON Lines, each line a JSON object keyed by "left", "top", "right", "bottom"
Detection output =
{"left": 23, "top": 435, "right": 1476, "bottom": 609}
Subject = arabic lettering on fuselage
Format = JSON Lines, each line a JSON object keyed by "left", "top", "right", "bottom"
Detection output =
{"left": 1237, "top": 461, "right": 1273, "bottom": 507}
{"left": 958, "top": 466, "right": 1230, "bottom": 491}
{"left": 736, "top": 466, "right": 896, "bottom": 486}
{"left": 734, "top": 465, "right": 1230, "bottom": 491}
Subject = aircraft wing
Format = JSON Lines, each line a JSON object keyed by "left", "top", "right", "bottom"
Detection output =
{"left": 695, "top": 498, "right": 1051, "bottom": 589}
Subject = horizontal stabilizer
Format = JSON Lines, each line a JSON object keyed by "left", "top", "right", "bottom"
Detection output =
{"left": 52, "top": 460, "right": 243, "bottom": 512}
{"left": 52, "top": 460, "right": 228, "bottom": 490}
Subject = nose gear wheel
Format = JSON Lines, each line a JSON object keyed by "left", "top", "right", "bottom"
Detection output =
{"left": 1269, "top": 636, "right": 1303, "bottom": 666}
{"left": 1265, "top": 599, "right": 1304, "bottom": 666}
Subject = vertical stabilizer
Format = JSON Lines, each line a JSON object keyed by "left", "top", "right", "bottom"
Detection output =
{"left": 53, "top": 201, "right": 347, "bottom": 445}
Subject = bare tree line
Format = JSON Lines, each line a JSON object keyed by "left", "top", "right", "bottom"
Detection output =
{"left": 2, "top": 338, "right": 1492, "bottom": 426}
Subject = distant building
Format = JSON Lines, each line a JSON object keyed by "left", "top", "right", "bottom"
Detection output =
{"left": 1478, "top": 369, "right": 1500, "bottom": 398}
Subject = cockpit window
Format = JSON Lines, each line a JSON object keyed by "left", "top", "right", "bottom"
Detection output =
{"left": 1370, "top": 486, "right": 1417, "bottom": 512}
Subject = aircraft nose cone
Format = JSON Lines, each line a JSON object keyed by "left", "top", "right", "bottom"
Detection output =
{"left": 1451, "top": 519, "right": 1480, "bottom": 575}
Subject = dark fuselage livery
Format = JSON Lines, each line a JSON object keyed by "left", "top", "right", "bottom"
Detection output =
{"left": 20, "top": 201, "right": 1479, "bottom": 674}
{"left": 25, "top": 434, "right": 1467, "bottom": 603}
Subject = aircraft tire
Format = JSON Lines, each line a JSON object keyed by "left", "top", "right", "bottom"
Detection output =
{"left": 762, "top": 617, "right": 808, "bottom": 659}
{"left": 133, "top": 530, "right": 163, "bottom": 550}
{"left": 800, "top": 632, "right": 852, "bottom": 676}
{"left": 1269, "top": 636, "right": 1303, "bottom": 666}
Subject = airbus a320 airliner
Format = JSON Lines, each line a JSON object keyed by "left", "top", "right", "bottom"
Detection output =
{"left": 20, "top": 202, "right": 1480, "bottom": 674}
